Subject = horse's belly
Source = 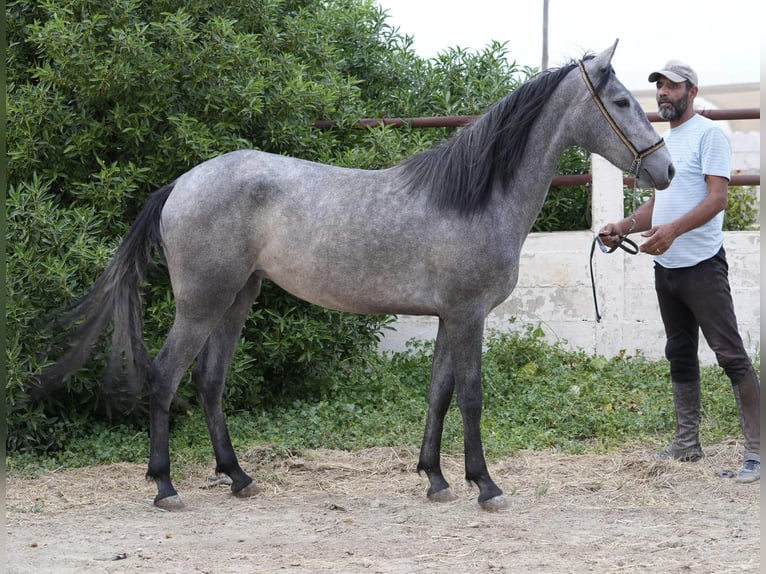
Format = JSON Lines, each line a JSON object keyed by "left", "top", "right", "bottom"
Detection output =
{"left": 261, "top": 267, "right": 435, "bottom": 316}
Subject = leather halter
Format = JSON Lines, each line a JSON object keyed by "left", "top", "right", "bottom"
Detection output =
{"left": 577, "top": 60, "right": 666, "bottom": 176}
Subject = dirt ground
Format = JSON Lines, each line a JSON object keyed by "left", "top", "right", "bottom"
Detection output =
{"left": 5, "top": 441, "right": 760, "bottom": 574}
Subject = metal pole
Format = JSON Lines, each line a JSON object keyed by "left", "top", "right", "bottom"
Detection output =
{"left": 542, "top": 0, "right": 549, "bottom": 70}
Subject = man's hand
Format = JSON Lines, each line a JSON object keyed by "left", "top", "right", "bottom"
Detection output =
{"left": 597, "top": 223, "right": 623, "bottom": 248}
{"left": 640, "top": 224, "right": 676, "bottom": 255}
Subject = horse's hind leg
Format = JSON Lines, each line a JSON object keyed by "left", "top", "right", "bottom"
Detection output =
{"left": 192, "top": 275, "right": 262, "bottom": 499}
{"left": 147, "top": 273, "right": 256, "bottom": 509}
{"left": 147, "top": 312, "right": 223, "bottom": 510}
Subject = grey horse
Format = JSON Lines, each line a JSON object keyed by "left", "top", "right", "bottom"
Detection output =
{"left": 30, "top": 41, "right": 673, "bottom": 512}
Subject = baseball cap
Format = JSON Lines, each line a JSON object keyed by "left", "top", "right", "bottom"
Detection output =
{"left": 648, "top": 60, "right": 698, "bottom": 86}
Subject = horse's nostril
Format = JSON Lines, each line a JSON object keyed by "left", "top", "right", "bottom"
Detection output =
{"left": 668, "top": 164, "right": 676, "bottom": 181}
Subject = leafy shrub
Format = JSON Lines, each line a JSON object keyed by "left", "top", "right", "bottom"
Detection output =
{"left": 533, "top": 146, "right": 592, "bottom": 232}
{"left": 5, "top": 0, "right": 537, "bottom": 453}
{"left": 6, "top": 0, "right": 411, "bottom": 452}
{"left": 724, "top": 186, "right": 759, "bottom": 231}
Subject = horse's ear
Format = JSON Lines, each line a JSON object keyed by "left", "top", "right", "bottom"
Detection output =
{"left": 592, "top": 39, "right": 619, "bottom": 69}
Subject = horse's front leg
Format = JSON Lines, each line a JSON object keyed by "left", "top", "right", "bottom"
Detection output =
{"left": 417, "top": 321, "right": 457, "bottom": 502}
{"left": 450, "top": 316, "right": 507, "bottom": 511}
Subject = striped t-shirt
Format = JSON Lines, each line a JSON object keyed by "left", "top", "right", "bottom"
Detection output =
{"left": 652, "top": 113, "right": 731, "bottom": 268}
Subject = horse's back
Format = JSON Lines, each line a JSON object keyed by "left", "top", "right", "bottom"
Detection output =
{"left": 158, "top": 151, "right": 424, "bottom": 312}
{"left": 158, "top": 149, "right": 516, "bottom": 317}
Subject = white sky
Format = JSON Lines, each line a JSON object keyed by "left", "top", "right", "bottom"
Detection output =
{"left": 375, "top": 0, "right": 761, "bottom": 92}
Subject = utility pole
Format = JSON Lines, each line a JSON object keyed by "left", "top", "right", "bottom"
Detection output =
{"left": 542, "top": 0, "right": 549, "bottom": 70}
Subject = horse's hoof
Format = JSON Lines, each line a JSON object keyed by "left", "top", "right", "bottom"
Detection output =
{"left": 479, "top": 495, "right": 508, "bottom": 512}
{"left": 427, "top": 487, "right": 457, "bottom": 503}
{"left": 154, "top": 494, "right": 185, "bottom": 511}
{"left": 233, "top": 480, "right": 260, "bottom": 498}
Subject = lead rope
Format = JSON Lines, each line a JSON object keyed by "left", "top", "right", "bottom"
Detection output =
{"left": 590, "top": 164, "right": 642, "bottom": 322}
{"left": 590, "top": 232, "right": 639, "bottom": 322}
{"left": 590, "top": 237, "right": 604, "bottom": 322}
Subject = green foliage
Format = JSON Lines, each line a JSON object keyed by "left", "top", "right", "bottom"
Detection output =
{"left": 5, "top": 0, "right": 541, "bottom": 453}
{"left": 6, "top": 0, "right": 415, "bottom": 452}
{"left": 8, "top": 325, "right": 749, "bottom": 473}
{"left": 478, "top": 324, "right": 742, "bottom": 455}
{"left": 533, "top": 146, "right": 592, "bottom": 232}
{"left": 724, "top": 186, "right": 759, "bottom": 231}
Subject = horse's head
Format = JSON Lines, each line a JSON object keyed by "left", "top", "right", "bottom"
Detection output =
{"left": 574, "top": 40, "right": 674, "bottom": 190}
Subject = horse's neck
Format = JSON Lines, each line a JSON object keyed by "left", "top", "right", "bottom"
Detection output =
{"left": 497, "top": 94, "right": 576, "bottom": 238}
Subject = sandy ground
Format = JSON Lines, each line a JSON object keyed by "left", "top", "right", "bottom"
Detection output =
{"left": 6, "top": 441, "right": 760, "bottom": 573}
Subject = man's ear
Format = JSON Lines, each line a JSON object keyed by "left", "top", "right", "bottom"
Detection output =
{"left": 688, "top": 85, "right": 699, "bottom": 100}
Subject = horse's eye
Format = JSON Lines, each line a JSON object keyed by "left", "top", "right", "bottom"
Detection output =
{"left": 614, "top": 98, "right": 630, "bottom": 108}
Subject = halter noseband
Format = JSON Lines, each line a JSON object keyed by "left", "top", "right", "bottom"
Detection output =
{"left": 577, "top": 60, "right": 665, "bottom": 176}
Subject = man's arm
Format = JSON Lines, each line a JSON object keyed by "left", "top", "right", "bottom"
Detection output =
{"left": 639, "top": 175, "right": 728, "bottom": 254}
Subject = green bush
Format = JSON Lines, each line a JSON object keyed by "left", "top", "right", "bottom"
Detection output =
{"left": 5, "top": 0, "right": 540, "bottom": 453}
{"left": 724, "top": 186, "right": 759, "bottom": 231}
{"left": 6, "top": 0, "right": 409, "bottom": 452}
{"left": 533, "top": 146, "right": 591, "bottom": 232}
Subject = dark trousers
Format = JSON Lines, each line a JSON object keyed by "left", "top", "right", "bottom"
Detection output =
{"left": 654, "top": 247, "right": 753, "bottom": 384}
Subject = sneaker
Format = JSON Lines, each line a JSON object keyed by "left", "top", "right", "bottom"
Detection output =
{"left": 735, "top": 460, "right": 760, "bottom": 483}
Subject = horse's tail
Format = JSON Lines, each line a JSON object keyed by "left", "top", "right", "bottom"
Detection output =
{"left": 27, "top": 182, "right": 176, "bottom": 402}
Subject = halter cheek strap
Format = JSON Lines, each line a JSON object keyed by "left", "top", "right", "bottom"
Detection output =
{"left": 577, "top": 60, "right": 665, "bottom": 176}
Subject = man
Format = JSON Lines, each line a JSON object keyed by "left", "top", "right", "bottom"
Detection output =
{"left": 599, "top": 60, "right": 760, "bottom": 483}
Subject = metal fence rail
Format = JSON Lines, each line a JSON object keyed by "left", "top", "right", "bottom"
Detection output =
{"left": 315, "top": 108, "right": 761, "bottom": 187}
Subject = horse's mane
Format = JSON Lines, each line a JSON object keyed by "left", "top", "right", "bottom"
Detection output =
{"left": 399, "top": 54, "right": 610, "bottom": 216}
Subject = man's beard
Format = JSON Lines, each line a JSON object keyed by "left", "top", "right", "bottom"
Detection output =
{"left": 657, "top": 93, "right": 689, "bottom": 120}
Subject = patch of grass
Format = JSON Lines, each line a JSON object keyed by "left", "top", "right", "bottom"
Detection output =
{"left": 478, "top": 326, "right": 742, "bottom": 456}
{"left": 7, "top": 325, "right": 752, "bottom": 474}
{"left": 7, "top": 422, "right": 149, "bottom": 476}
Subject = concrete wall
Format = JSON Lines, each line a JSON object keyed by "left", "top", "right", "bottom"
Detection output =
{"left": 379, "top": 156, "right": 761, "bottom": 364}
